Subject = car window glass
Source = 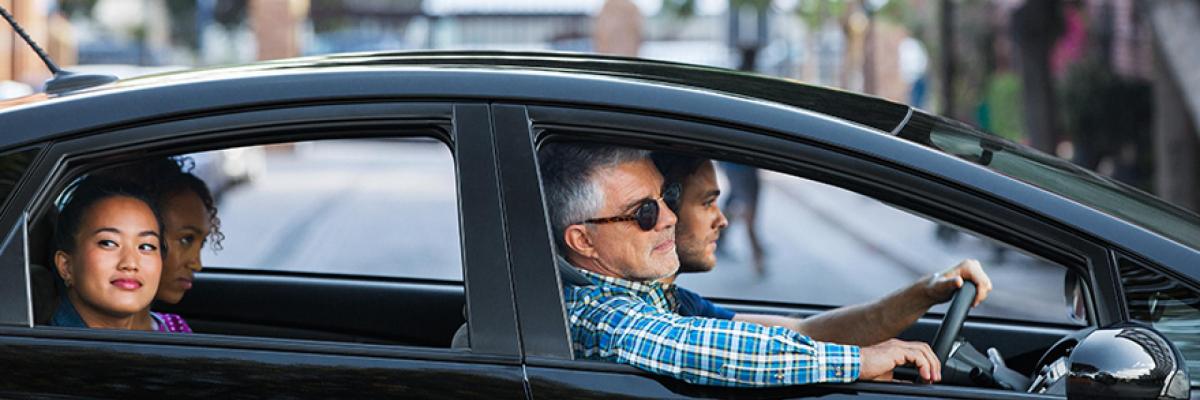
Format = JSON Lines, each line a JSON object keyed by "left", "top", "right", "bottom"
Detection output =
{"left": 33, "top": 136, "right": 465, "bottom": 349}
{"left": 1119, "top": 256, "right": 1200, "bottom": 388}
{"left": 675, "top": 165, "right": 1085, "bottom": 326}
{"left": 202, "top": 138, "right": 462, "bottom": 281}
{"left": 920, "top": 113, "right": 1200, "bottom": 251}
{"left": 0, "top": 147, "right": 39, "bottom": 209}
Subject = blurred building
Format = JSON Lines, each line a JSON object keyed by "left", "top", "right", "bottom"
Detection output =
{"left": 2, "top": 0, "right": 76, "bottom": 91}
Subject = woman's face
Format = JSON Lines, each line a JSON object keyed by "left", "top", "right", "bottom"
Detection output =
{"left": 55, "top": 196, "right": 162, "bottom": 318}
{"left": 157, "top": 190, "right": 209, "bottom": 304}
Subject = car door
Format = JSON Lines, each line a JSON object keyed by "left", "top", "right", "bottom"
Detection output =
{"left": 493, "top": 102, "right": 1121, "bottom": 399}
{"left": 0, "top": 102, "right": 527, "bottom": 398}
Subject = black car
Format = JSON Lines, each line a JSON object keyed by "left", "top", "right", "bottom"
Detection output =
{"left": 0, "top": 51, "right": 1196, "bottom": 399}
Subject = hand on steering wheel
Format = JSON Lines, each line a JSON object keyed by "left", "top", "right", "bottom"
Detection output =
{"left": 931, "top": 281, "right": 978, "bottom": 363}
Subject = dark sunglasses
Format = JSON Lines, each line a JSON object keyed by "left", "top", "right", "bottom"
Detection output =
{"left": 662, "top": 182, "right": 682, "bottom": 212}
{"left": 579, "top": 184, "right": 679, "bottom": 231}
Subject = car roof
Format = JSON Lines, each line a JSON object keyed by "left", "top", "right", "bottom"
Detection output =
{"left": 0, "top": 50, "right": 909, "bottom": 139}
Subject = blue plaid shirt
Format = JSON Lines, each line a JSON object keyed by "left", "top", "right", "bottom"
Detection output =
{"left": 564, "top": 267, "right": 861, "bottom": 387}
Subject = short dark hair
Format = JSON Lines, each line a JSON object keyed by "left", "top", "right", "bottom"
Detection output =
{"left": 538, "top": 142, "right": 648, "bottom": 254}
{"left": 53, "top": 176, "right": 162, "bottom": 255}
{"left": 650, "top": 152, "right": 706, "bottom": 212}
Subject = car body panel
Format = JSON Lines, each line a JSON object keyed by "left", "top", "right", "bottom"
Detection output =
{"left": 0, "top": 328, "right": 526, "bottom": 399}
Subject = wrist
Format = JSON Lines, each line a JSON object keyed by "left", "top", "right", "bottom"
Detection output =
{"left": 913, "top": 274, "right": 941, "bottom": 307}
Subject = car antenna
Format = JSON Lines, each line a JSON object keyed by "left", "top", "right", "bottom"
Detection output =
{"left": 0, "top": 5, "right": 117, "bottom": 95}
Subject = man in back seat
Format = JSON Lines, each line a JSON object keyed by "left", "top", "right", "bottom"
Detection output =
{"left": 651, "top": 152, "right": 992, "bottom": 346}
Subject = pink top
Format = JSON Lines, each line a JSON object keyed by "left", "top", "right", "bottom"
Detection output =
{"left": 151, "top": 312, "right": 193, "bottom": 333}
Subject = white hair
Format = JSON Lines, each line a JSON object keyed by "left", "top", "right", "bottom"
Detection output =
{"left": 538, "top": 143, "right": 649, "bottom": 254}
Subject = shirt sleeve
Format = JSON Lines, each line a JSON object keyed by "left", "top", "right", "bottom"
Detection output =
{"left": 568, "top": 288, "right": 861, "bottom": 387}
{"left": 675, "top": 286, "right": 736, "bottom": 320}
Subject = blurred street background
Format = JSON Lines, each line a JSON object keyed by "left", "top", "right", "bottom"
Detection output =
{"left": 3, "top": 0, "right": 1199, "bottom": 324}
{"left": 3, "top": 0, "right": 1197, "bottom": 213}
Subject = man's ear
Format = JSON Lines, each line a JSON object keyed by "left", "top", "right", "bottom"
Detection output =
{"left": 53, "top": 250, "right": 72, "bottom": 287}
{"left": 564, "top": 225, "right": 598, "bottom": 259}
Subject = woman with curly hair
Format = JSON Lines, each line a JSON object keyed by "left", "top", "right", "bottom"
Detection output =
{"left": 132, "top": 157, "right": 225, "bottom": 307}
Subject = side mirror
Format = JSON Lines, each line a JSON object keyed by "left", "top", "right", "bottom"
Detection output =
{"left": 1067, "top": 323, "right": 1190, "bottom": 399}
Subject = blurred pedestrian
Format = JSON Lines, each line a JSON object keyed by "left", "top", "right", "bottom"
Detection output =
{"left": 593, "top": 0, "right": 642, "bottom": 56}
{"left": 717, "top": 161, "right": 765, "bottom": 277}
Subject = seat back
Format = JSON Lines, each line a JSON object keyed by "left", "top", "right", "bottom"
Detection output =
{"left": 29, "top": 263, "right": 58, "bottom": 325}
{"left": 556, "top": 257, "right": 590, "bottom": 287}
{"left": 450, "top": 305, "right": 469, "bottom": 349}
{"left": 452, "top": 257, "right": 589, "bottom": 349}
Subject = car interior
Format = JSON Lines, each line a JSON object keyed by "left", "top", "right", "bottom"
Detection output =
{"left": 536, "top": 136, "right": 1105, "bottom": 395}
{"left": 28, "top": 143, "right": 468, "bottom": 349}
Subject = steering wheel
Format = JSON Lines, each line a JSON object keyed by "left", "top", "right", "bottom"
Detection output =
{"left": 930, "top": 281, "right": 977, "bottom": 363}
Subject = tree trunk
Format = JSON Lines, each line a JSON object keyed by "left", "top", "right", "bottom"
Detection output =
{"left": 1150, "top": 4, "right": 1200, "bottom": 212}
{"left": 1152, "top": 56, "right": 1198, "bottom": 212}
{"left": 938, "top": 0, "right": 954, "bottom": 118}
{"left": 1011, "top": 0, "right": 1063, "bottom": 153}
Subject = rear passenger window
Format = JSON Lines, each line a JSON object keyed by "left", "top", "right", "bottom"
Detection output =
{"left": 198, "top": 139, "right": 462, "bottom": 281}
{"left": 32, "top": 135, "right": 466, "bottom": 348}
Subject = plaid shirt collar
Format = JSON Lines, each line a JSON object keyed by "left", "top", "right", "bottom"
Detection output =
{"left": 571, "top": 263, "right": 679, "bottom": 312}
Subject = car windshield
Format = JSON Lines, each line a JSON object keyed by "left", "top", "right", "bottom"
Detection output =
{"left": 901, "top": 112, "right": 1200, "bottom": 250}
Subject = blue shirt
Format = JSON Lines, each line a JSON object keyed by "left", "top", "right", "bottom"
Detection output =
{"left": 49, "top": 294, "right": 86, "bottom": 328}
{"left": 675, "top": 286, "right": 736, "bottom": 320}
{"left": 564, "top": 267, "right": 860, "bottom": 387}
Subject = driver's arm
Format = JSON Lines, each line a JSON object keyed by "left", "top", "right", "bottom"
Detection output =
{"left": 734, "top": 259, "right": 992, "bottom": 346}
{"left": 568, "top": 290, "right": 864, "bottom": 386}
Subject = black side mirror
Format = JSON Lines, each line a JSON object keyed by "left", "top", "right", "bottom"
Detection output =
{"left": 1067, "top": 323, "right": 1190, "bottom": 399}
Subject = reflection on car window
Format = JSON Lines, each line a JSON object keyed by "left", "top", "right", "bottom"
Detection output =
{"left": 196, "top": 139, "right": 462, "bottom": 281}
{"left": 676, "top": 167, "right": 1084, "bottom": 325}
{"left": 1120, "top": 256, "right": 1200, "bottom": 388}
{"left": 916, "top": 112, "right": 1200, "bottom": 251}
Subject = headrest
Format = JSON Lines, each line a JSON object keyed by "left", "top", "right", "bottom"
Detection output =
{"left": 556, "top": 256, "right": 592, "bottom": 287}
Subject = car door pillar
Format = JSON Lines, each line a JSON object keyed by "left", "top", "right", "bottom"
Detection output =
{"left": 453, "top": 104, "right": 523, "bottom": 356}
{"left": 490, "top": 104, "right": 574, "bottom": 360}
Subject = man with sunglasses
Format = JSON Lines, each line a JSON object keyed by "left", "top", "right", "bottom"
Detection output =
{"left": 651, "top": 152, "right": 994, "bottom": 348}
{"left": 540, "top": 142, "right": 953, "bottom": 387}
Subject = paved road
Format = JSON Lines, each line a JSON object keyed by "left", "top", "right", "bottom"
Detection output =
{"left": 680, "top": 169, "right": 1078, "bottom": 324}
{"left": 207, "top": 143, "right": 1080, "bottom": 325}
{"left": 207, "top": 139, "right": 464, "bottom": 280}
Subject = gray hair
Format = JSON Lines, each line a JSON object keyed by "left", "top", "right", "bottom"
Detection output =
{"left": 538, "top": 143, "right": 649, "bottom": 254}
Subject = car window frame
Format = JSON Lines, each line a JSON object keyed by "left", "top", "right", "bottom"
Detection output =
{"left": 501, "top": 103, "right": 1116, "bottom": 398}
{"left": 0, "top": 145, "right": 44, "bottom": 212}
{"left": 0, "top": 101, "right": 522, "bottom": 362}
{"left": 1115, "top": 250, "right": 1200, "bottom": 389}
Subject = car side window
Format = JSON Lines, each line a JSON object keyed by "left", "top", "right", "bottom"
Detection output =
{"left": 200, "top": 139, "right": 462, "bottom": 281}
{"left": 33, "top": 136, "right": 466, "bottom": 348}
{"left": 675, "top": 164, "right": 1085, "bottom": 326}
{"left": 1119, "top": 255, "right": 1200, "bottom": 388}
